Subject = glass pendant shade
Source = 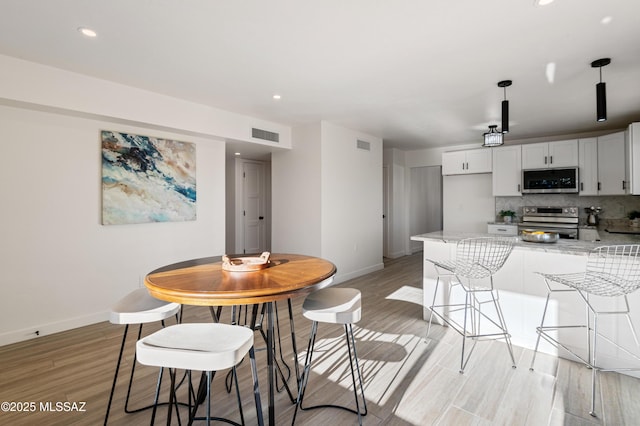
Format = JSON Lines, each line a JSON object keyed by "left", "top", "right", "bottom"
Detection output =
{"left": 483, "top": 125, "right": 503, "bottom": 147}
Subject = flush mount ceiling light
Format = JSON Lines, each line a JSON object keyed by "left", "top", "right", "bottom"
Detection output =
{"left": 272, "top": 94, "right": 281, "bottom": 100}
{"left": 77, "top": 27, "right": 97, "bottom": 37}
{"left": 483, "top": 125, "right": 503, "bottom": 147}
{"left": 498, "top": 80, "right": 512, "bottom": 133}
{"left": 591, "top": 58, "right": 611, "bottom": 122}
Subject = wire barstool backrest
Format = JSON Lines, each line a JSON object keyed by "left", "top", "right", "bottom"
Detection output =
{"left": 453, "top": 237, "right": 514, "bottom": 279}
{"left": 583, "top": 245, "right": 640, "bottom": 297}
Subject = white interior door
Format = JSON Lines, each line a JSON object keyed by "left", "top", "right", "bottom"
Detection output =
{"left": 243, "top": 161, "right": 266, "bottom": 254}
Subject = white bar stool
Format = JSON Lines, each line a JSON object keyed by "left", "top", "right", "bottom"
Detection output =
{"left": 104, "top": 288, "right": 181, "bottom": 424}
{"left": 136, "top": 323, "right": 263, "bottom": 425}
{"left": 425, "top": 237, "right": 516, "bottom": 373}
{"left": 292, "top": 287, "right": 367, "bottom": 425}
{"left": 530, "top": 244, "right": 640, "bottom": 418}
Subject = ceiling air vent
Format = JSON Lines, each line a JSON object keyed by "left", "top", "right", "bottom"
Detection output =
{"left": 356, "top": 139, "right": 371, "bottom": 151}
{"left": 252, "top": 128, "right": 279, "bottom": 143}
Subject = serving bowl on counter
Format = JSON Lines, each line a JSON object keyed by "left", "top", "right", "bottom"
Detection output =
{"left": 520, "top": 230, "right": 559, "bottom": 243}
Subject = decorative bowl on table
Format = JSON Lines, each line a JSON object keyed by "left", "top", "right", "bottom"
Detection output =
{"left": 520, "top": 230, "right": 559, "bottom": 243}
{"left": 222, "top": 252, "right": 271, "bottom": 272}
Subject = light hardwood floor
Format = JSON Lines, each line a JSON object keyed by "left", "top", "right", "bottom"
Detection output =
{"left": 1, "top": 253, "right": 640, "bottom": 425}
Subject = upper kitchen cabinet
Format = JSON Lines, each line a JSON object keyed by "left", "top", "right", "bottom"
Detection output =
{"left": 492, "top": 145, "right": 522, "bottom": 196}
{"left": 597, "top": 131, "right": 627, "bottom": 195}
{"left": 579, "top": 132, "right": 627, "bottom": 196}
{"left": 442, "top": 149, "right": 492, "bottom": 175}
{"left": 521, "top": 140, "right": 578, "bottom": 169}
{"left": 626, "top": 122, "right": 640, "bottom": 195}
{"left": 578, "top": 137, "right": 598, "bottom": 195}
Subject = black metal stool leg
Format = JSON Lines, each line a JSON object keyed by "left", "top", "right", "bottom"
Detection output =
{"left": 104, "top": 324, "right": 130, "bottom": 425}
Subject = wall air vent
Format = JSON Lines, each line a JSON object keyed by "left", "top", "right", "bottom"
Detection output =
{"left": 356, "top": 139, "right": 371, "bottom": 151}
{"left": 252, "top": 128, "right": 280, "bottom": 143}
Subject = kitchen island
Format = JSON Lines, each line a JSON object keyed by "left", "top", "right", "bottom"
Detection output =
{"left": 411, "top": 231, "right": 640, "bottom": 375}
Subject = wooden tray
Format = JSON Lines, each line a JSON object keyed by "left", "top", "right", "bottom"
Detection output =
{"left": 222, "top": 252, "right": 271, "bottom": 272}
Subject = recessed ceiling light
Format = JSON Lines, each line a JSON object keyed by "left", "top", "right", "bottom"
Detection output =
{"left": 534, "top": 0, "right": 555, "bottom": 6}
{"left": 77, "top": 27, "right": 97, "bottom": 37}
{"left": 272, "top": 94, "right": 281, "bottom": 100}
{"left": 601, "top": 16, "right": 613, "bottom": 25}
{"left": 235, "top": 152, "right": 241, "bottom": 156}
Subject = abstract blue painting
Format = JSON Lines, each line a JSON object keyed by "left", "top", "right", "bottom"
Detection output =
{"left": 101, "top": 130, "right": 196, "bottom": 225}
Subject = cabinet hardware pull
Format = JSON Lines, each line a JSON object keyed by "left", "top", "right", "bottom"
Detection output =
{"left": 550, "top": 156, "right": 553, "bottom": 164}
{"left": 623, "top": 181, "right": 626, "bottom": 190}
{"left": 544, "top": 156, "right": 547, "bottom": 164}
{"left": 580, "top": 182, "right": 584, "bottom": 191}
{"left": 517, "top": 184, "right": 521, "bottom": 192}
{"left": 598, "top": 182, "right": 601, "bottom": 191}
{"left": 462, "top": 162, "right": 465, "bottom": 170}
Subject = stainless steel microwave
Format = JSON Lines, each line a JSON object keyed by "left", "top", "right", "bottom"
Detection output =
{"left": 521, "top": 167, "right": 579, "bottom": 194}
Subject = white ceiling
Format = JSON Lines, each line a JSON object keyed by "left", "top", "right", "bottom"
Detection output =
{"left": 1, "top": 0, "right": 639, "bottom": 154}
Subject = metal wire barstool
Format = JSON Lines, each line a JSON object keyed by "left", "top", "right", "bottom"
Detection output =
{"left": 425, "top": 237, "right": 516, "bottom": 373}
{"left": 530, "top": 244, "right": 640, "bottom": 418}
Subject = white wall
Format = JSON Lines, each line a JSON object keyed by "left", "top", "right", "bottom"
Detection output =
{"left": 0, "top": 105, "right": 225, "bottom": 345}
{"left": 271, "top": 123, "right": 322, "bottom": 257}
{"left": 320, "top": 122, "right": 384, "bottom": 282}
{"left": 272, "top": 122, "right": 383, "bottom": 283}
{"left": 443, "top": 173, "right": 494, "bottom": 232}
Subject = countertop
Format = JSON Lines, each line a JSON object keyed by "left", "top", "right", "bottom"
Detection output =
{"left": 411, "top": 230, "right": 640, "bottom": 255}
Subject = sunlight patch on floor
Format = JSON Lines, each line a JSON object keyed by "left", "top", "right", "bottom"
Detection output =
{"left": 385, "top": 285, "right": 423, "bottom": 305}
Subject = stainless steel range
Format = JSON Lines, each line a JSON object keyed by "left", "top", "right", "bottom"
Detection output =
{"left": 518, "top": 206, "right": 579, "bottom": 239}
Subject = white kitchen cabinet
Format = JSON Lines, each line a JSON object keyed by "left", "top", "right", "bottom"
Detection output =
{"left": 487, "top": 223, "right": 518, "bottom": 235}
{"left": 629, "top": 123, "right": 640, "bottom": 195}
{"left": 442, "top": 149, "right": 492, "bottom": 175}
{"left": 578, "top": 137, "right": 598, "bottom": 195}
{"left": 597, "top": 131, "right": 627, "bottom": 195}
{"left": 492, "top": 145, "right": 522, "bottom": 196}
{"left": 522, "top": 140, "right": 578, "bottom": 169}
{"left": 579, "top": 132, "right": 626, "bottom": 196}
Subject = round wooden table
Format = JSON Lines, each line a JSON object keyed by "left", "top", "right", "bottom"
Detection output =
{"left": 144, "top": 253, "right": 337, "bottom": 425}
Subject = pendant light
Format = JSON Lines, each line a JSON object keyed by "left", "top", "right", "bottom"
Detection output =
{"left": 498, "top": 80, "right": 512, "bottom": 133}
{"left": 483, "top": 125, "right": 503, "bottom": 147}
{"left": 591, "top": 58, "right": 610, "bottom": 122}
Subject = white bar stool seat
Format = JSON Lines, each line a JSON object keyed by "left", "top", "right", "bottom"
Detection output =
{"left": 105, "top": 288, "right": 181, "bottom": 424}
{"left": 110, "top": 288, "right": 181, "bottom": 324}
{"left": 293, "top": 287, "right": 367, "bottom": 425}
{"left": 136, "top": 323, "right": 263, "bottom": 425}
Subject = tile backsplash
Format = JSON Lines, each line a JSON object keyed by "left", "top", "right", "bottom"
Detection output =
{"left": 495, "top": 195, "right": 640, "bottom": 225}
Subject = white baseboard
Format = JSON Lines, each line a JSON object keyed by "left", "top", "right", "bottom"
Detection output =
{"left": 0, "top": 311, "right": 110, "bottom": 347}
{"left": 332, "top": 262, "right": 385, "bottom": 285}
